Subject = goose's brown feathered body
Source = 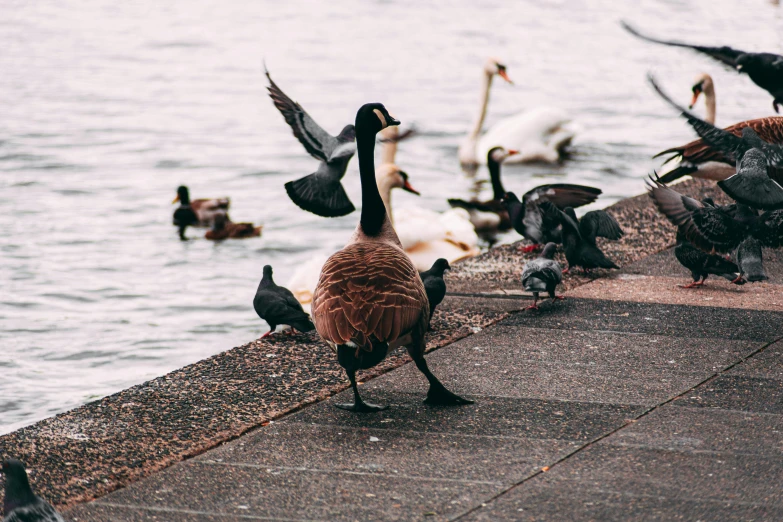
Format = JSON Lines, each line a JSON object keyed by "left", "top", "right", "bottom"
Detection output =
{"left": 313, "top": 240, "right": 428, "bottom": 355}
{"left": 311, "top": 102, "right": 472, "bottom": 412}
{"left": 657, "top": 117, "right": 783, "bottom": 183}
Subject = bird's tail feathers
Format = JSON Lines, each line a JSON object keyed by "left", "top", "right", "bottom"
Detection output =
{"left": 285, "top": 172, "right": 355, "bottom": 218}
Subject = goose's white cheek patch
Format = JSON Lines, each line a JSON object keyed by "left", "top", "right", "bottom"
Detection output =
{"left": 373, "top": 109, "right": 387, "bottom": 128}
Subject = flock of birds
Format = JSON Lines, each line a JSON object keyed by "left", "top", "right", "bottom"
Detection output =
{"left": 5, "top": 19, "right": 783, "bottom": 522}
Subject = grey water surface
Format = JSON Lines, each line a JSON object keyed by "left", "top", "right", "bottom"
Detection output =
{"left": 1, "top": 0, "right": 781, "bottom": 433}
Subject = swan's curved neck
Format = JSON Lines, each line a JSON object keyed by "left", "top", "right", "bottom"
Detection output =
{"left": 467, "top": 72, "right": 493, "bottom": 141}
{"left": 380, "top": 126, "right": 398, "bottom": 165}
{"left": 703, "top": 84, "right": 716, "bottom": 125}
{"left": 376, "top": 173, "right": 396, "bottom": 226}
{"left": 488, "top": 160, "right": 505, "bottom": 200}
{"left": 358, "top": 127, "right": 387, "bottom": 236}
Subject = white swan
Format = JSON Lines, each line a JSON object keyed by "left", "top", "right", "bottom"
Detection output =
{"left": 377, "top": 164, "right": 480, "bottom": 271}
{"left": 458, "top": 57, "right": 577, "bottom": 168}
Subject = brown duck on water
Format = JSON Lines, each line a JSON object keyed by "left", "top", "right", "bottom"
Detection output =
{"left": 172, "top": 185, "right": 231, "bottom": 240}
{"left": 311, "top": 103, "right": 473, "bottom": 412}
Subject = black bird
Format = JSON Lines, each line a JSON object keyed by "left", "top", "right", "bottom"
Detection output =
{"left": 648, "top": 181, "right": 745, "bottom": 288}
{"left": 266, "top": 69, "right": 357, "bottom": 218}
{"left": 2, "top": 458, "right": 64, "bottom": 522}
{"left": 253, "top": 265, "right": 315, "bottom": 338}
{"left": 647, "top": 177, "right": 783, "bottom": 282}
{"left": 624, "top": 21, "right": 783, "bottom": 112}
{"left": 649, "top": 75, "right": 783, "bottom": 209}
{"left": 420, "top": 258, "right": 450, "bottom": 323}
{"left": 520, "top": 242, "right": 563, "bottom": 310}
{"left": 502, "top": 184, "right": 602, "bottom": 252}
{"left": 171, "top": 185, "right": 230, "bottom": 240}
{"left": 544, "top": 203, "right": 623, "bottom": 273}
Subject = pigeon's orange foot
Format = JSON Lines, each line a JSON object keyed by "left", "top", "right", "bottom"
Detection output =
{"left": 520, "top": 244, "right": 541, "bottom": 253}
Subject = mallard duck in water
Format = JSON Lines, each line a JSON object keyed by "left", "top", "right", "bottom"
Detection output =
{"left": 172, "top": 185, "right": 230, "bottom": 240}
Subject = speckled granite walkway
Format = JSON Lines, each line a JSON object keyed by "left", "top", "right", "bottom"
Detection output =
{"left": 4, "top": 178, "right": 783, "bottom": 521}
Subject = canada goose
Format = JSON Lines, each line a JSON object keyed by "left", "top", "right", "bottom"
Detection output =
{"left": 311, "top": 103, "right": 473, "bottom": 412}
{"left": 458, "top": 58, "right": 576, "bottom": 168}
{"left": 171, "top": 185, "right": 230, "bottom": 240}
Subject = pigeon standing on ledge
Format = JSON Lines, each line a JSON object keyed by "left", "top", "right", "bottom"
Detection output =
{"left": 420, "top": 258, "right": 450, "bottom": 323}
{"left": 253, "top": 265, "right": 315, "bottom": 338}
{"left": 2, "top": 458, "right": 64, "bottom": 522}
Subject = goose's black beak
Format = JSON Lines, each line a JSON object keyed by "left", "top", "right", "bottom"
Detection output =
{"left": 387, "top": 115, "right": 401, "bottom": 127}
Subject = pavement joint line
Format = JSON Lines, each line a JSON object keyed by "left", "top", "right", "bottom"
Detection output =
{"left": 450, "top": 332, "right": 783, "bottom": 520}
{"left": 507, "top": 483, "right": 782, "bottom": 509}
{"left": 600, "top": 441, "right": 783, "bottom": 458}
{"left": 88, "top": 502, "right": 322, "bottom": 521}
{"left": 257, "top": 421, "right": 587, "bottom": 443}
{"left": 187, "top": 461, "right": 505, "bottom": 486}
{"left": 446, "top": 292, "right": 531, "bottom": 300}
{"left": 486, "top": 324, "right": 769, "bottom": 343}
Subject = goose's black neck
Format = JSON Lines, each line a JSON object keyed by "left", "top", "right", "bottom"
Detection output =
{"left": 488, "top": 159, "right": 506, "bottom": 200}
{"left": 357, "top": 126, "right": 386, "bottom": 236}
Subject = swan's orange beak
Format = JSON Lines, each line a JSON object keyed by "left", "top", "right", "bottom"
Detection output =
{"left": 507, "top": 149, "right": 520, "bottom": 156}
{"left": 498, "top": 69, "right": 513, "bottom": 84}
{"left": 172, "top": 195, "right": 180, "bottom": 204}
{"left": 689, "top": 88, "right": 701, "bottom": 109}
{"left": 402, "top": 180, "right": 420, "bottom": 195}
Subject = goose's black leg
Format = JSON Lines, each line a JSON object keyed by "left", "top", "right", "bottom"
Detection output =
{"left": 413, "top": 356, "right": 474, "bottom": 406}
{"left": 335, "top": 368, "right": 387, "bottom": 413}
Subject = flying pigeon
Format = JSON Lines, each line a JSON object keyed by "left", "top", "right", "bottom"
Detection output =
{"left": 625, "top": 22, "right": 783, "bottom": 112}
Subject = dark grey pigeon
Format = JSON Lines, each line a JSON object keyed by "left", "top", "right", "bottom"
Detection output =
{"left": 521, "top": 242, "right": 563, "bottom": 310}
{"left": 501, "top": 184, "right": 602, "bottom": 253}
{"left": 420, "top": 258, "right": 450, "bottom": 323}
{"left": 2, "top": 459, "right": 64, "bottom": 522}
{"left": 648, "top": 183, "right": 744, "bottom": 288}
{"left": 625, "top": 22, "right": 783, "bottom": 112}
{"left": 736, "top": 237, "right": 768, "bottom": 282}
{"left": 647, "top": 177, "right": 783, "bottom": 282}
{"left": 253, "top": 265, "right": 315, "bottom": 338}
{"left": 266, "top": 69, "right": 357, "bottom": 218}
{"left": 542, "top": 203, "right": 623, "bottom": 273}
{"left": 719, "top": 149, "right": 783, "bottom": 210}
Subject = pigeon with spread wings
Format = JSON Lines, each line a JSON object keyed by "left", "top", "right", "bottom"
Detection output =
{"left": 266, "top": 68, "right": 357, "bottom": 217}
{"left": 624, "top": 22, "right": 783, "bottom": 112}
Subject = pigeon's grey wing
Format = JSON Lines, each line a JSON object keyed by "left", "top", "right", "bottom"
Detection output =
{"left": 718, "top": 149, "right": 783, "bottom": 210}
{"left": 690, "top": 206, "right": 746, "bottom": 252}
{"left": 278, "top": 286, "right": 307, "bottom": 312}
{"left": 755, "top": 209, "right": 783, "bottom": 247}
{"left": 647, "top": 177, "right": 724, "bottom": 252}
{"left": 522, "top": 259, "right": 562, "bottom": 287}
{"left": 541, "top": 201, "right": 580, "bottom": 237}
{"left": 578, "top": 210, "right": 624, "bottom": 242}
{"left": 521, "top": 205, "right": 545, "bottom": 243}
{"left": 4, "top": 501, "right": 65, "bottom": 522}
{"left": 266, "top": 69, "right": 341, "bottom": 162}
{"left": 648, "top": 75, "right": 748, "bottom": 162}
{"left": 622, "top": 22, "right": 744, "bottom": 67}
{"left": 522, "top": 184, "right": 602, "bottom": 210}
